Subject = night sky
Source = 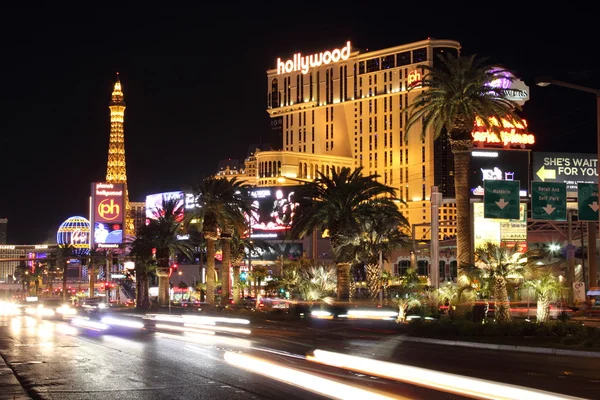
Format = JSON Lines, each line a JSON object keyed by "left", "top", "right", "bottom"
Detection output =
{"left": 1, "top": 7, "right": 599, "bottom": 244}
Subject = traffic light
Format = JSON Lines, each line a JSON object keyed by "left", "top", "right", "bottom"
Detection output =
{"left": 169, "top": 263, "right": 178, "bottom": 278}
{"left": 240, "top": 272, "right": 247, "bottom": 281}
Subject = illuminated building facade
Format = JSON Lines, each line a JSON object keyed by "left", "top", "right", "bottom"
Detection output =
{"left": 266, "top": 38, "right": 461, "bottom": 241}
{"left": 0, "top": 244, "right": 58, "bottom": 283}
{"left": 129, "top": 201, "right": 146, "bottom": 236}
{"left": 106, "top": 73, "right": 135, "bottom": 236}
{"left": 0, "top": 218, "right": 6, "bottom": 244}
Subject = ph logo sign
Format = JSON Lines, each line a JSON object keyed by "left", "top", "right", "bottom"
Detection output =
{"left": 98, "top": 199, "right": 121, "bottom": 221}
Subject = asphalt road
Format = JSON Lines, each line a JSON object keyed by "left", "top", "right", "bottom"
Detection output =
{"left": 0, "top": 313, "right": 462, "bottom": 400}
{"left": 1, "top": 310, "right": 598, "bottom": 399}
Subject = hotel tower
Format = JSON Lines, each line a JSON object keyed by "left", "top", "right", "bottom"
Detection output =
{"left": 264, "top": 38, "right": 461, "bottom": 241}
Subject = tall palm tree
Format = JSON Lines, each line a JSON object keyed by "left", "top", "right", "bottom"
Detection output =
{"left": 217, "top": 178, "right": 253, "bottom": 306}
{"left": 186, "top": 176, "right": 250, "bottom": 305}
{"left": 405, "top": 53, "right": 526, "bottom": 273}
{"left": 250, "top": 265, "right": 269, "bottom": 307}
{"left": 56, "top": 244, "right": 74, "bottom": 302}
{"left": 131, "top": 197, "right": 194, "bottom": 307}
{"left": 464, "top": 241, "right": 526, "bottom": 323}
{"left": 350, "top": 202, "right": 410, "bottom": 299}
{"left": 291, "top": 167, "right": 397, "bottom": 301}
{"left": 30, "top": 262, "right": 45, "bottom": 297}
{"left": 229, "top": 233, "right": 273, "bottom": 303}
{"left": 15, "top": 263, "right": 32, "bottom": 295}
{"left": 87, "top": 246, "right": 105, "bottom": 298}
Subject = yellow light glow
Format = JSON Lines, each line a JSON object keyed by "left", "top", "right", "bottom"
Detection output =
{"left": 224, "top": 352, "right": 397, "bottom": 400}
{"left": 308, "top": 350, "right": 577, "bottom": 400}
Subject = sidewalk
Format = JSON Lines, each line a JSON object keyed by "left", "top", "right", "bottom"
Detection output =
{"left": 0, "top": 354, "right": 31, "bottom": 399}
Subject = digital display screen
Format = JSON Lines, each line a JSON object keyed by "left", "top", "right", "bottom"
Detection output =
{"left": 93, "top": 222, "right": 123, "bottom": 245}
{"left": 469, "top": 149, "right": 530, "bottom": 198}
{"left": 247, "top": 186, "right": 299, "bottom": 240}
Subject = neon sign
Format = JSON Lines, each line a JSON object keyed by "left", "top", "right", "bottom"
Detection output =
{"left": 407, "top": 69, "right": 422, "bottom": 88}
{"left": 472, "top": 117, "right": 535, "bottom": 147}
{"left": 277, "top": 42, "right": 351, "bottom": 75}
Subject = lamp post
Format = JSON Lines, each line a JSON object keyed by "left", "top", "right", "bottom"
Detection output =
{"left": 535, "top": 77, "right": 600, "bottom": 293}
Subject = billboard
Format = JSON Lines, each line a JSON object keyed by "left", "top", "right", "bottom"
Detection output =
{"left": 247, "top": 242, "right": 303, "bottom": 261}
{"left": 145, "top": 191, "right": 184, "bottom": 221}
{"left": 143, "top": 186, "right": 299, "bottom": 240}
{"left": 532, "top": 152, "right": 597, "bottom": 196}
{"left": 248, "top": 186, "right": 299, "bottom": 240}
{"left": 90, "top": 182, "right": 125, "bottom": 248}
{"left": 473, "top": 202, "right": 528, "bottom": 254}
{"left": 469, "top": 149, "right": 530, "bottom": 198}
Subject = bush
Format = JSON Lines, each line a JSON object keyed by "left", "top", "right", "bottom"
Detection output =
{"left": 404, "top": 318, "right": 597, "bottom": 346}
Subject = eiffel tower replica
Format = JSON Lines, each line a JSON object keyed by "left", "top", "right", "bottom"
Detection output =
{"left": 106, "top": 72, "right": 135, "bottom": 237}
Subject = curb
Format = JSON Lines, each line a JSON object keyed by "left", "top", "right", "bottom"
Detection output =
{"left": 402, "top": 336, "right": 600, "bottom": 358}
{"left": 0, "top": 353, "right": 32, "bottom": 399}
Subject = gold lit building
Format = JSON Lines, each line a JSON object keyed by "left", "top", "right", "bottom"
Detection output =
{"left": 265, "top": 38, "right": 461, "bottom": 241}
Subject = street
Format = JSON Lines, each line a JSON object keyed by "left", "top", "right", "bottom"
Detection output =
{"left": 0, "top": 310, "right": 598, "bottom": 399}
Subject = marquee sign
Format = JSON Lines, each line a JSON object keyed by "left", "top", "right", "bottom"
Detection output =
{"left": 472, "top": 117, "right": 535, "bottom": 148}
{"left": 487, "top": 68, "right": 530, "bottom": 105}
{"left": 90, "top": 182, "right": 125, "bottom": 247}
{"left": 276, "top": 42, "right": 351, "bottom": 75}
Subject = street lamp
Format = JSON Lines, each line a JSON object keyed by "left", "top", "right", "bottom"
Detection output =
{"left": 178, "top": 270, "right": 197, "bottom": 290}
{"left": 536, "top": 76, "right": 600, "bottom": 292}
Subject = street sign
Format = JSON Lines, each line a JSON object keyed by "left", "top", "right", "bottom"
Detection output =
{"left": 577, "top": 183, "right": 599, "bottom": 221}
{"left": 483, "top": 180, "right": 520, "bottom": 219}
{"left": 531, "top": 181, "right": 567, "bottom": 221}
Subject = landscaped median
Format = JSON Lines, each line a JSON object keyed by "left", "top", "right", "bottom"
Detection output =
{"left": 398, "top": 318, "right": 600, "bottom": 357}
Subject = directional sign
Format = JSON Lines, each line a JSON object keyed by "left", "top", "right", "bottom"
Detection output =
{"left": 483, "top": 180, "right": 520, "bottom": 219}
{"left": 578, "top": 183, "right": 599, "bottom": 221}
{"left": 531, "top": 182, "right": 567, "bottom": 221}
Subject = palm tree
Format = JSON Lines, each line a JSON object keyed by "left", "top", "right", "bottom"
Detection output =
{"left": 229, "top": 233, "right": 273, "bottom": 303}
{"left": 87, "top": 246, "right": 105, "bottom": 298}
{"left": 297, "top": 264, "right": 337, "bottom": 302}
{"left": 15, "top": 263, "right": 31, "bottom": 295}
{"left": 45, "top": 261, "right": 58, "bottom": 296}
{"left": 524, "top": 269, "right": 563, "bottom": 323}
{"left": 186, "top": 176, "right": 250, "bottom": 305}
{"left": 56, "top": 244, "right": 74, "bottom": 302}
{"left": 350, "top": 202, "right": 410, "bottom": 300}
{"left": 250, "top": 265, "right": 269, "bottom": 308}
{"left": 464, "top": 241, "right": 526, "bottom": 323}
{"left": 291, "top": 167, "right": 397, "bottom": 301}
{"left": 392, "top": 268, "right": 422, "bottom": 322}
{"left": 405, "top": 53, "right": 526, "bottom": 273}
{"left": 30, "top": 262, "right": 45, "bottom": 297}
{"left": 131, "top": 197, "right": 194, "bottom": 307}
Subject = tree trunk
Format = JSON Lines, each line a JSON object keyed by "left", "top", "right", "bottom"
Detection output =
{"left": 48, "top": 272, "right": 54, "bottom": 295}
{"left": 62, "top": 263, "right": 68, "bottom": 302}
{"left": 232, "top": 265, "right": 241, "bottom": 303}
{"left": 205, "top": 233, "right": 217, "bottom": 304}
{"left": 365, "top": 263, "right": 380, "bottom": 299}
{"left": 88, "top": 265, "right": 95, "bottom": 298}
{"left": 537, "top": 295, "right": 551, "bottom": 323}
{"left": 494, "top": 277, "right": 511, "bottom": 322}
{"left": 220, "top": 238, "right": 231, "bottom": 306}
{"left": 156, "top": 267, "right": 170, "bottom": 306}
{"left": 450, "top": 142, "right": 473, "bottom": 276}
{"left": 336, "top": 262, "right": 351, "bottom": 301}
